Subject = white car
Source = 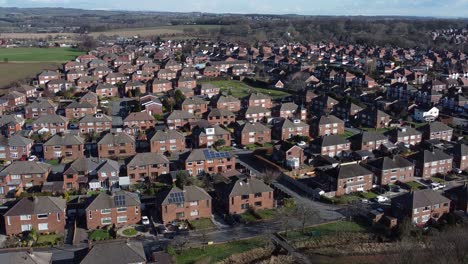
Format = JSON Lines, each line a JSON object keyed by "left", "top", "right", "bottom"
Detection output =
{"left": 376, "top": 195, "right": 389, "bottom": 203}
{"left": 297, "top": 141, "right": 307, "bottom": 147}
{"left": 28, "top": 155, "right": 37, "bottom": 161}
{"left": 141, "top": 216, "right": 150, "bottom": 225}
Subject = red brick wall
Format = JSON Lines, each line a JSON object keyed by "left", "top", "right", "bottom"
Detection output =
{"left": 228, "top": 192, "right": 274, "bottom": 214}
{"left": 4, "top": 211, "right": 65, "bottom": 236}
{"left": 98, "top": 143, "right": 136, "bottom": 159}
{"left": 85, "top": 206, "right": 141, "bottom": 230}
{"left": 160, "top": 199, "right": 212, "bottom": 224}
{"left": 44, "top": 145, "right": 84, "bottom": 160}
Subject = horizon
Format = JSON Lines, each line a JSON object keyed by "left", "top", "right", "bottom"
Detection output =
{"left": 1, "top": 0, "right": 468, "bottom": 18}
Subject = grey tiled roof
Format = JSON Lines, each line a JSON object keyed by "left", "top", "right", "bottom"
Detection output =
{"left": 208, "top": 108, "right": 235, "bottom": 118}
{"left": 312, "top": 135, "right": 349, "bottom": 147}
{"left": 366, "top": 156, "right": 413, "bottom": 171}
{"left": 167, "top": 110, "right": 196, "bottom": 120}
{"left": 64, "top": 158, "right": 119, "bottom": 175}
{"left": 239, "top": 122, "right": 270, "bottom": 133}
{"left": 150, "top": 129, "right": 185, "bottom": 142}
{"left": 85, "top": 190, "right": 140, "bottom": 211}
{"left": 161, "top": 185, "right": 211, "bottom": 205}
{"left": 318, "top": 115, "right": 344, "bottom": 125}
{"left": 65, "top": 101, "right": 95, "bottom": 109}
{"left": 98, "top": 132, "right": 135, "bottom": 145}
{"left": 279, "top": 102, "right": 298, "bottom": 112}
{"left": 8, "top": 134, "right": 33, "bottom": 147}
{"left": 123, "top": 112, "right": 155, "bottom": 122}
{"left": 409, "top": 149, "right": 452, "bottom": 163}
{"left": 219, "top": 177, "right": 273, "bottom": 197}
{"left": 33, "top": 114, "right": 68, "bottom": 124}
{"left": 328, "top": 163, "right": 373, "bottom": 179}
{"left": 81, "top": 240, "right": 146, "bottom": 264}
{"left": 0, "top": 251, "right": 52, "bottom": 264}
{"left": 4, "top": 196, "right": 65, "bottom": 216}
{"left": 127, "top": 152, "right": 169, "bottom": 167}
{"left": 246, "top": 92, "right": 271, "bottom": 101}
{"left": 245, "top": 106, "right": 271, "bottom": 115}
{"left": 44, "top": 134, "right": 84, "bottom": 146}
{"left": 214, "top": 94, "right": 240, "bottom": 104}
{"left": 418, "top": 121, "right": 452, "bottom": 133}
{"left": 79, "top": 114, "right": 112, "bottom": 123}
{"left": 0, "top": 161, "right": 51, "bottom": 176}
{"left": 392, "top": 189, "right": 450, "bottom": 209}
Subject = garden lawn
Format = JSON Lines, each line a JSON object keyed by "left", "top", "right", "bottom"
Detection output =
{"left": 359, "top": 191, "right": 378, "bottom": 200}
{"left": 0, "top": 47, "right": 83, "bottom": 62}
{"left": 431, "top": 177, "right": 446, "bottom": 184}
{"left": 36, "top": 234, "right": 61, "bottom": 246}
{"left": 256, "top": 209, "right": 277, "bottom": 220}
{"left": 89, "top": 229, "right": 110, "bottom": 241}
{"left": 406, "top": 181, "right": 424, "bottom": 190}
{"left": 174, "top": 238, "right": 265, "bottom": 264}
{"left": 203, "top": 80, "right": 291, "bottom": 99}
{"left": 122, "top": 228, "right": 137, "bottom": 236}
{"left": 240, "top": 211, "right": 258, "bottom": 223}
{"left": 189, "top": 218, "right": 215, "bottom": 230}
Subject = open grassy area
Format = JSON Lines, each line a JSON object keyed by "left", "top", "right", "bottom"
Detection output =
{"left": 0, "top": 48, "right": 83, "bottom": 62}
{"left": 0, "top": 62, "right": 60, "bottom": 88}
{"left": 359, "top": 191, "right": 378, "bottom": 200}
{"left": 45, "top": 159, "right": 60, "bottom": 165}
{"left": 173, "top": 238, "right": 265, "bottom": 264}
{"left": 92, "top": 24, "right": 225, "bottom": 38}
{"left": 36, "top": 233, "right": 61, "bottom": 246}
{"left": 431, "top": 177, "right": 446, "bottom": 184}
{"left": 405, "top": 181, "right": 424, "bottom": 190}
{"left": 341, "top": 130, "right": 357, "bottom": 138}
{"left": 240, "top": 211, "right": 258, "bottom": 223}
{"left": 361, "top": 127, "right": 392, "bottom": 133}
{"left": 255, "top": 209, "right": 277, "bottom": 220}
{"left": 204, "top": 80, "right": 291, "bottom": 99}
{"left": 283, "top": 220, "right": 367, "bottom": 241}
{"left": 89, "top": 229, "right": 111, "bottom": 241}
{"left": 189, "top": 218, "right": 215, "bottom": 230}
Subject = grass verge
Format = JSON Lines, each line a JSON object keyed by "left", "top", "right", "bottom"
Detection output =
{"left": 189, "top": 218, "right": 215, "bottom": 230}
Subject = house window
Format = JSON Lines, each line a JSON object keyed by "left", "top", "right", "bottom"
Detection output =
{"left": 38, "top": 223, "right": 48, "bottom": 231}
{"left": 117, "top": 216, "right": 127, "bottom": 223}
{"left": 89, "top": 211, "right": 92, "bottom": 219}
{"left": 254, "top": 193, "right": 262, "bottom": 198}
{"left": 231, "top": 197, "right": 234, "bottom": 205}
{"left": 7, "top": 216, "right": 10, "bottom": 226}
{"left": 241, "top": 204, "right": 249, "bottom": 209}
{"left": 57, "top": 213, "right": 61, "bottom": 221}
{"left": 422, "top": 215, "right": 430, "bottom": 222}
{"left": 117, "top": 207, "right": 127, "bottom": 212}
{"left": 20, "top": 215, "right": 31, "bottom": 221}
{"left": 37, "top": 214, "right": 48, "bottom": 219}
{"left": 176, "top": 212, "right": 185, "bottom": 219}
{"left": 21, "top": 224, "right": 32, "bottom": 232}
{"left": 413, "top": 208, "right": 418, "bottom": 214}
{"left": 190, "top": 201, "right": 198, "bottom": 206}
{"left": 190, "top": 210, "right": 199, "bottom": 216}
{"left": 241, "top": 195, "right": 249, "bottom": 200}
{"left": 176, "top": 203, "right": 184, "bottom": 208}
{"left": 254, "top": 201, "right": 262, "bottom": 207}
{"left": 101, "top": 209, "right": 111, "bottom": 214}
{"left": 101, "top": 217, "right": 112, "bottom": 225}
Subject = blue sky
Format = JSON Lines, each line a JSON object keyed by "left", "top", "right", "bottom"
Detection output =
{"left": 1, "top": 0, "right": 467, "bottom": 17}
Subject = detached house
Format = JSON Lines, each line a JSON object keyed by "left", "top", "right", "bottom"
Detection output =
{"left": 85, "top": 191, "right": 141, "bottom": 230}
{"left": 157, "top": 185, "right": 212, "bottom": 224}
{"left": 417, "top": 121, "right": 453, "bottom": 142}
{"left": 97, "top": 132, "right": 136, "bottom": 159}
{"left": 408, "top": 150, "right": 453, "bottom": 179}
{"left": 43, "top": 134, "right": 85, "bottom": 161}
{"left": 184, "top": 149, "right": 235, "bottom": 176}
{"left": 127, "top": 153, "right": 170, "bottom": 183}
{"left": 327, "top": 163, "right": 374, "bottom": 196}
{"left": 3, "top": 196, "right": 66, "bottom": 235}
{"left": 214, "top": 177, "right": 274, "bottom": 215}
{"left": 365, "top": 156, "right": 414, "bottom": 186}
{"left": 391, "top": 190, "right": 450, "bottom": 226}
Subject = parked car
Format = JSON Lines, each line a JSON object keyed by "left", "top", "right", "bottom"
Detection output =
{"left": 452, "top": 167, "right": 462, "bottom": 174}
{"left": 376, "top": 195, "right": 389, "bottom": 203}
{"left": 430, "top": 183, "right": 441, "bottom": 190}
{"left": 28, "top": 155, "right": 37, "bottom": 161}
{"left": 141, "top": 216, "right": 150, "bottom": 225}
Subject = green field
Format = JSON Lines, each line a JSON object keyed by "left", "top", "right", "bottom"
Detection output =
{"left": 0, "top": 62, "right": 60, "bottom": 89}
{"left": 204, "top": 80, "right": 291, "bottom": 99}
{"left": 0, "top": 47, "right": 83, "bottom": 62}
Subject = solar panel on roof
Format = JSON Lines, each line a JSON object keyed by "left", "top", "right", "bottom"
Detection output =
{"left": 204, "top": 149, "right": 230, "bottom": 159}
{"left": 114, "top": 195, "right": 126, "bottom": 207}
{"left": 168, "top": 192, "right": 185, "bottom": 204}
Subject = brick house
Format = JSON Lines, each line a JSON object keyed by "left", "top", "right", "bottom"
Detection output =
{"left": 3, "top": 196, "right": 66, "bottom": 235}
{"left": 97, "top": 132, "right": 136, "bottom": 159}
{"left": 235, "top": 122, "right": 271, "bottom": 146}
{"left": 349, "top": 131, "right": 389, "bottom": 151}
{"left": 140, "top": 95, "right": 163, "bottom": 116}
{"left": 123, "top": 112, "right": 156, "bottom": 133}
{"left": 273, "top": 143, "right": 305, "bottom": 169}
{"left": 184, "top": 149, "right": 235, "bottom": 176}
{"left": 244, "top": 106, "right": 272, "bottom": 123}
{"left": 391, "top": 190, "right": 450, "bottom": 226}
{"left": 328, "top": 163, "right": 374, "bottom": 196}
{"left": 151, "top": 79, "right": 173, "bottom": 93}
{"left": 43, "top": 134, "right": 85, "bottom": 161}
{"left": 79, "top": 114, "right": 112, "bottom": 134}
{"left": 408, "top": 150, "right": 453, "bottom": 179}
{"left": 80, "top": 92, "right": 99, "bottom": 107}
{"left": 180, "top": 67, "right": 199, "bottom": 78}
{"left": 365, "top": 156, "right": 415, "bottom": 186}
{"left": 127, "top": 153, "right": 170, "bottom": 183}
{"left": 80, "top": 240, "right": 146, "bottom": 264}
{"left": 166, "top": 110, "right": 196, "bottom": 130}
{"left": 451, "top": 143, "right": 468, "bottom": 171}
{"left": 275, "top": 102, "right": 299, "bottom": 119}
{"left": 311, "top": 115, "right": 345, "bottom": 137}
{"left": 85, "top": 191, "right": 141, "bottom": 230}
{"left": 94, "top": 83, "right": 118, "bottom": 98}
{"left": 274, "top": 118, "right": 309, "bottom": 141}
{"left": 104, "top": 72, "right": 127, "bottom": 85}
{"left": 311, "top": 95, "right": 338, "bottom": 114}
{"left": 385, "top": 126, "right": 422, "bottom": 146}
{"left": 214, "top": 176, "right": 274, "bottom": 215}
{"left": 157, "top": 185, "right": 212, "bottom": 224}
{"left": 310, "top": 135, "right": 351, "bottom": 158}
{"left": 2, "top": 135, "right": 34, "bottom": 161}
{"left": 207, "top": 108, "right": 236, "bottom": 126}
{"left": 244, "top": 93, "right": 272, "bottom": 108}
{"left": 0, "top": 161, "right": 51, "bottom": 193}
{"left": 0, "top": 115, "right": 24, "bottom": 137}
{"left": 32, "top": 114, "right": 69, "bottom": 135}
{"left": 150, "top": 130, "right": 186, "bottom": 154}
{"left": 357, "top": 108, "right": 391, "bottom": 129}
{"left": 177, "top": 77, "right": 197, "bottom": 89}
{"left": 24, "top": 99, "right": 57, "bottom": 119}
{"left": 38, "top": 70, "right": 60, "bottom": 86}
{"left": 212, "top": 95, "right": 241, "bottom": 112}
{"left": 1, "top": 91, "right": 26, "bottom": 109}
{"left": 444, "top": 184, "right": 468, "bottom": 213}
{"left": 199, "top": 83, "right": 220, "bottom": 98}
{"left": 65, "top": 101, "right": 97, "bottom": 119}
{"left": 181, "top": 97, "right": 209, "bottom": 117}
{"left": 332, "top": 101, "right": 363, "bottom": 122}
{"left": 192, "top": 124, "right": 231, "bottom": 148}
{"left": 157, "top": 69, "right": 177, "bottom": 80}
{"left": 63, "top": 157, "right": 120, "bottom": 190}
{"left": 417, "top": 121, "right": 453, "bottom": 141}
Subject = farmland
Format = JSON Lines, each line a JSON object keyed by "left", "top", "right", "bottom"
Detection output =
{"left": 0, "top": 47, "right": 83, "bottom": 62}
{"left": 0, "top": 62, "right": 60, "bottom": 89}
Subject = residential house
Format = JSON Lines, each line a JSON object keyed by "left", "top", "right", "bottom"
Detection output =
{"left": 123, "top": 112, "right": 156, "bottom": 133}
{"left": 24, "top": 99, "right": 57, "bottom": 119}
{"left": 244, "top": 93, "right": 272, "bottom": 108}
{"left": 235, "top": 122, "right": 271, "bottom": 146}
{"left": 38, "top": 71, "right": 60, "bottom": 86}
{"left": 357, "top": 108, "right": 391, "bottom": 129}
{"left": 192, "top": 124, "right": 231, "bottom": 148}
{"left": 97, "top": 132, "right": 136, "bottom": 159}
{"left": 418, "top": 121, "right": 453, "bottom": 141}
{"left": 32, "top": 114, "right": 69, "bottom": 135}
{"left": 391, "top": 190, "right": 450, "bottom": 226}
{"left": 311, "top": 95, "right": 338, "bottom": 114}
{"left": 0, "top": 161, "right": 51, "bottom": 193}
{"left": 151, "top": 79, "right": 173, "bottom": 93}
{"left": 214, "top": 177, "right": 274, "bottom": 215}
{"left": 212, "top": 95, "right": 241, "bottom": 112}
{"left": 127, "top": 153, "right": 170, "bottom": 183}
{"left": 328, "top": 163, "right": 373, "bottom": 196}
{"left": 413, "top": 106, "right": 439, "bottom": 122}
{"left": 332, "top": 101, "right": 363, "bottom": 122}
{"left": 3, "top": 196, "right": 66, "bottom": 235}
{"left": 311, "top": 115, "right": 345, "bottom": 137}
{"left": 63, "top": 158, "right": 120, "bottom": 190}
{"left": 451, "top": 143, "right": 468, "bottom": 171}
{"left": 150, "top": 130, "right": 186, "bottom": 154}
{"left": 385, "top": 126, "right": 422, "bottom": 146}
{"left": 274, "top": 118, "right": 309, "bottom": 141}
{"left": 166, "top": 110, "right": 196, "bottom": 130}
{"left": 157, "top": 185, "right": 212, "bottom": 224}
{"left": 140, "top": 95, "right": 163, "bottom": 116}
{"left": 64, "top": 101, "right": 97, "bottom": 119}
{"left": 94, "top": 83, "right": 118, "bottom": 98}
{"left": 85, "top": 191, "right": 141, "bottom": 230}
{"left": 80, "top": 240, "right": 146, "bottom": 264}
{"left": 273, "top": 143, "right": 305, "bottom": 169}
{"left": 199, "top": 83, "right": 220, "bottom": 98}
{"left": 181, "top": 97, "right": 209, "bottom": 116}
{"left": 207, "top": 108, "right": 236, "bottom": 126}
{"left": 43, "top": 134, "right": 85, "bottom": 160}
{"left": 184, "top": 149, "right": 235, "bottom": 176}
{"left": 310, "top": 135, "right": 351, "bottom": 157}
{"left": 349, "top": 131, "right": 389, "bottom": 151}
{"left": 244, "top": 106, "right": 272, "bottom": 122}
{"left": 365, "top": 156, "right": 415, "bottom": 186}
{"left": 408, "top": 150, "right": 453, "bottom": 179}
{"left": 79, "top": 114, "right": 112, "bottom": 134}
{"left": 0, "top": 115, "right": 24, "bottom": 137}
